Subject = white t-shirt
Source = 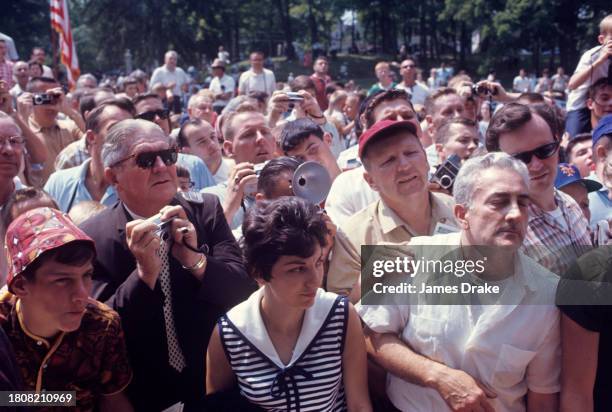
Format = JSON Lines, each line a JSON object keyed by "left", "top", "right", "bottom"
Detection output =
{"left": 566, "top": 45, "right": 611, "bottom": 111}
{"left": 325, "top": 166, "right": 379, "bottom": 227}
{"left": 513, "top": 75, "right": 532, "bottom": 92}
{"left": 209, "top": 74, "right": 236, "bottom": 106}
{"left": 149, "top": 65, "right": 190, "bottom": 96}
{"left": 238, "top": 68, "right": 276, "bottom": 97}
{"left": 395, "top": 82, "right": 431, "bottom": 106}
{"left": 213, "top": 157, "right": 234, "bottom": 184}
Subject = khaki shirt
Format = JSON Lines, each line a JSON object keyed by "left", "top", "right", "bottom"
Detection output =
{"left": 327, "top": 192, "right": 456, "bottom": 296}
{"left": 28, "top": 115, "right": 83, "bottom": 186}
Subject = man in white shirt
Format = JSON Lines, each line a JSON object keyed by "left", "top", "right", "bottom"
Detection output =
{"left": 395, "top": 58, "right": 430, "bottom": 106}
{"left": 209, "top": 59, "right": 235, "bottom": 113}
{"left": 238, "top": 51, "right": 276, "bottom": 98}
{"left": 358, "top": 152, "right": 560, "bottom": 412}
{"left": 149, "top": 50, "right": 190, "bottom": 113}
{"left": 513, "top": 68, "right": 532, "bottom": 93}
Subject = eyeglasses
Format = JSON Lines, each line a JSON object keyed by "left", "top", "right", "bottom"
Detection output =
{"left": 179, "top": 180, "right": 195, "bottom": 189}
{"left": 401, "top": 64, "right": 416, "bottom": 69}
{"left": 511, "top": 141, "right": 559, "bottom": 164}
{"left": 136, "top": 109, "right": 170, "bottom": 122}
{"left": 0, "top": 136, "right": 25, "bottom": 148}
{"left": 111, "top": 147, "right": 178, "bottom": 169}
{"left": 593, "top": 95, "right": 612, "bottom": 106}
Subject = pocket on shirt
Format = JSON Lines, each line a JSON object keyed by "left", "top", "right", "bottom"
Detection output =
{"left": 405, "top": 314, "right": 445, "bottom": 360}
{"left": 492, "top": 344, "right": 537, "bottom": 388}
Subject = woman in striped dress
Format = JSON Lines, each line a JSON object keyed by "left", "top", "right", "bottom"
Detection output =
{"left": 206, "top": 197, "right": 371, "bottom": 411}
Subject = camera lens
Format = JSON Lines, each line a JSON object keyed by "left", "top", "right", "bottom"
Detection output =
{"left": 439, "top": 175, "right": 453, "bottom": 189}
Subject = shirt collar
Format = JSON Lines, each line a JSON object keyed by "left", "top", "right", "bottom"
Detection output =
{"left": 15, "top": 299, "right": 65, "bottom": 349}
{"left": 378, "top": 192, "right": 454, "bottom": 235}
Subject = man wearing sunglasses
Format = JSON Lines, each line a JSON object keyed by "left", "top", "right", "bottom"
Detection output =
{"left": 396, "top": 58, "right": 430, "bottom": 106}
{"left": 79, "top": 118, "right": 254, "bottom": 411}
{"left": 486, "top": 103, "right": 591, "bottom": 276}
{"left": 133, "top": 94, "right": 215, "bottom": 191}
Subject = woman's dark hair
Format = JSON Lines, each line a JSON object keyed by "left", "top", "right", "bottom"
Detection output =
{"left": 20, "top": 242, "right": 96, "bottom": 283}
{"left": 241, "top": 197, "right": 328, "bottom": 281}
{"left": 1, "top": 188, "right": 59, "bottom": 229}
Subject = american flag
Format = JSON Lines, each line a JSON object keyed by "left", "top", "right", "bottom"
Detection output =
{"left": 50, "top": 0, "right": 80, "bottom": 88}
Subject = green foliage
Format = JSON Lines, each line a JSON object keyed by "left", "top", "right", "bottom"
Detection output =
{"left": 0, "top": 0, "right": 606, "bottom": 77}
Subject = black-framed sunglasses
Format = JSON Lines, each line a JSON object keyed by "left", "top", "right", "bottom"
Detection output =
{"left": 136, "top": 109, "right": 170, "bottom": 122}
{"left": 511, "top": 141, "right": 559, "bottom": 164}
{"left": 111, "top": 147, "right": 178, "bottom": 169}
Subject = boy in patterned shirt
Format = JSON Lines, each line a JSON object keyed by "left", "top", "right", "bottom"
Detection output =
{"left": 0, "top": 207, "right": 132, "bottom": 411}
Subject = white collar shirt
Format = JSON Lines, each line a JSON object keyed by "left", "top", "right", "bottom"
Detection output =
{"left": 357, "top": 232, "right": 561, "bottom": 412}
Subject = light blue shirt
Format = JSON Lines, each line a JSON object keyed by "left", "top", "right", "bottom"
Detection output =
{"left": 44, "top": 158, "right": 118, "bottom": 212}
{"left": 177, "top": 153, "right": 215, "bottom": 191}
{"left": 201, "top": 182, "right": 255, "bottom": 229}
{"left": 589, "top": 189, "right": 612, "bottom": 224}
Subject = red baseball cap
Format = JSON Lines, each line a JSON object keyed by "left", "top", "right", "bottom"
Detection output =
{"left": 4, "top": 207, "right": 95, "bottom": 292}
{"left": 358, "top": 119, "right": 418, "bottom": 159}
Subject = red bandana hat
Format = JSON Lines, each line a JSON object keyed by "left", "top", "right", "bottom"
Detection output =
{"left": 4, "top": 207, "right": 95, "bottom": 292}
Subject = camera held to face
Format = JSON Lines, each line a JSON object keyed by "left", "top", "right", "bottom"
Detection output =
{"left": 431, "top": 154, "right": 461, "bottom": 191}
{"left": 32, "top": 93, "right": 59, "bottom": 106}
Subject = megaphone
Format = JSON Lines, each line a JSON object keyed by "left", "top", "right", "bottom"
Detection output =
{"left": 292, "top": 161, "right": 332, "bottom": 205}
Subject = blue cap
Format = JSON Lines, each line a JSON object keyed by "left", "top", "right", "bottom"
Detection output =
{"left": 555, "top": 163, "right": 602, "bottom": 193}
{"left": 592, "top": 115, "right": 612, "bottom": 147}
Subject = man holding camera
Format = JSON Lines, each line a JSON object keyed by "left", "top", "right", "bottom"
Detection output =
{"left": 80, "top": 118, "right": 254, "bottom": 411}
{"left": 201, "top": 108, "right": 277, "bottom": 229}
{"left": 327, "top": 119, "right": 456, "bottom": 298}
{"left": 24, "top": 76, "right": 85, "bottom": 185}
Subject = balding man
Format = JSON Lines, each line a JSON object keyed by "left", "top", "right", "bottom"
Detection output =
{"left": 80, "top": 118, "right": 254, "bottom": 411}
{"left": 9, "top": 61, "right": 28, "bottom": 99}
{"left": 150, "top": 50, "right": 190, "bottom": 113}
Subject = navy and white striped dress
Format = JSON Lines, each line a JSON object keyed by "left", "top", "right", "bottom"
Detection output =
{"left": 218, "top": 288, "right": 349, "bottom": 411}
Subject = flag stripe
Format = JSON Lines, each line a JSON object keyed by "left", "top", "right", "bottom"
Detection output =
{"left": 49, "top": 0, "right": 79, "bottom": 88}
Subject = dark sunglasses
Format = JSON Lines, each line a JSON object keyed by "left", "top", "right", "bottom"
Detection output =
{"left": 136, "top": 109, "right": 170, "bottom": 122}
{"left": 511, "top": 141, "right": 559, "bottom": 164}
{"left": 112, "top": 147, "right": 178, "bottom": 169}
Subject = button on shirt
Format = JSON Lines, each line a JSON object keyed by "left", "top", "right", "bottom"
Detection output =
{"left": 521, "top": 190, "right": 592, "bottom": 276}
{"left": 0, "top": 291, "right": 132, "bottom": 412}
{"left": 44, "top": 158, "right": 118, "bottom": 212}
{"left": 357, "top": 232, "right": 561, "bottom": 412}
{"left": 327, "top": 192, "right": 456, "bottom": 295}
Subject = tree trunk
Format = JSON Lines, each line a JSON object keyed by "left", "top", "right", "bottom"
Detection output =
{"left": 419, "top": 3, "right": 426, "bottom": 61}
{"left": 276, "top": 0, "right": 295, "bottom": 59}
{"left": 307, "top": 0, "right": 318, "bottom": 45}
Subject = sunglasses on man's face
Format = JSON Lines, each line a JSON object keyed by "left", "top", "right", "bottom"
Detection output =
{"left": 136, "top": 109, "right": 170, "bottom": 122}
{"left": 511, "top": 141, "right": 559, "bottom": 164}
{"left": 112, "top": 147, "right": 178, "bottom": 169}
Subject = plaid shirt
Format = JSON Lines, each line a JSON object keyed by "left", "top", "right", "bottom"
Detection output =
{"left": 0, "top": 59, "right": 14, "bottom": 88}
{"left": 54, "top": 138, "right": 89, "bottom": 170}
{"left": 522, "top": 189, "right": 592, "bottom": 276}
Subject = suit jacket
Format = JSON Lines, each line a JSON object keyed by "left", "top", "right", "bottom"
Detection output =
{"left": 80, "top": 194, "right": 255, "bottom": 411}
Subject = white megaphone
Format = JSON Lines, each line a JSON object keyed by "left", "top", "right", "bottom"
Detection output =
{"left": 292, "top": 161, "right": 332, "bottom": 205}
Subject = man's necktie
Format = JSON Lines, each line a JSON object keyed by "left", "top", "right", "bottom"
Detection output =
{"left": 158, "top": 239, "right": 187, "bottom": 372}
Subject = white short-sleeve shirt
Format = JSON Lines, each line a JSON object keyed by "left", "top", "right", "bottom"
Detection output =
{"left": 357, "top": 232, "right": 561, "bottom": 412}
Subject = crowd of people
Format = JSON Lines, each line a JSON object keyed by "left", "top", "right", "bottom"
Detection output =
{"left": 0, "top": 12, "right": 611, "bottom": 412}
